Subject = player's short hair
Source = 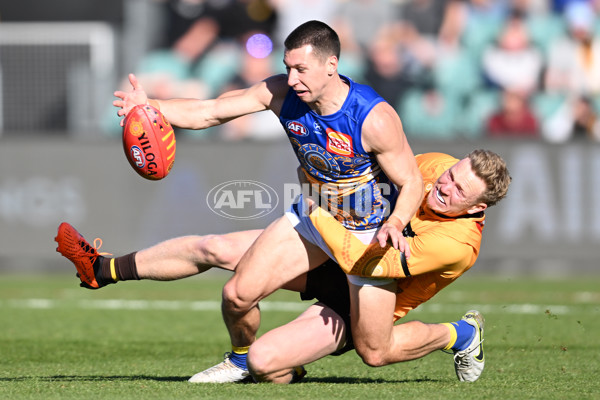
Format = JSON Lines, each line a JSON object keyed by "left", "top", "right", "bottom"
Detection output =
{"left": 466, "top": 149, "right": 511, "bottom": 207}
{"left": 284, "top": 20, "right": 341, "bottom": 61}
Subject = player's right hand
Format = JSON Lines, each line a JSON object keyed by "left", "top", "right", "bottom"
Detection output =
{"left": 376, "top": 216, "right": 411, "bottom": 259}
{"left": 113, "top": 73, "right": 149, "bottom": 126}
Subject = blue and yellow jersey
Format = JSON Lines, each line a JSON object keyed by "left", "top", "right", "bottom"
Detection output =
{"left": 279, "top": 75, "right": 398, "bottom": 231}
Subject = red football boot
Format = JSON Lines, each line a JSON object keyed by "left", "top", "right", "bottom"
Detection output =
{"left": 55, "top": 222, "right": 112, "bottom": 289}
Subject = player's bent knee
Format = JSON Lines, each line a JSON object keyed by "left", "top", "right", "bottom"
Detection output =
{"left": 355, "top": 346, "right": 388, "bottom": 367}
{"left": 222, "top": 280, "right": 254, "bottom": 314}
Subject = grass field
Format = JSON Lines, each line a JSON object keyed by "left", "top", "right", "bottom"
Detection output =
{"left": 1, "top": 272, "right": 599, "bottom": 399}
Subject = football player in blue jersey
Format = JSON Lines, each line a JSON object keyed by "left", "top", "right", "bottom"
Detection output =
{"left": 112, "top": 20, "right": 424, "bottom": 382}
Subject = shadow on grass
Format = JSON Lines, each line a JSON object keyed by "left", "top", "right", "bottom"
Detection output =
{"left": 1, "top": 375, "right": 441, "bottom": 384}
{"left": 302, "top": 376, "right": 441, "bottom": 384}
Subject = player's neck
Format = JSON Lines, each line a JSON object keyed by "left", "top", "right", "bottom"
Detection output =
{"left": 309, "top": 75, "right": 349, "bottom": 116}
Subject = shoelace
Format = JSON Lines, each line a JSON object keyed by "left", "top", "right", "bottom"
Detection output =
{"left": 453, "top": 338, "right": 485, "bottom": 369}
{"left": 91, "top": 238, "right": 113, "bottom": 257}
{"left": 73, "top": 238, "right": 112, "bottom": 282}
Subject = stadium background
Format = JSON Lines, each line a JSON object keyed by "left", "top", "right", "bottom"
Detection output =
{"left": 0, "top": 0, "right": 599, "bottom": 277}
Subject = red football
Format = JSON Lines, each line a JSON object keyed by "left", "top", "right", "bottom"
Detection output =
{"left": 123, "top": 104, "right": 176, "bottom": 180}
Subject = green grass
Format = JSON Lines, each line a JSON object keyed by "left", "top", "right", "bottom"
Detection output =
{"left": 1, "top": 273, "right": 599, "bottom": 399}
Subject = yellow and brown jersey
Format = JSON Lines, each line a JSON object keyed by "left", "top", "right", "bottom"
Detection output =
{"left": 308, "top": 152, "right": 485, "bottom": 322}
{"left": 393, "top": 152, "right": 484, "bottom": 321}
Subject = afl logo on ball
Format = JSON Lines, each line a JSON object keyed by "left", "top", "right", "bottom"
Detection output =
{"left": 130, "top": 145, "right": 146, "bottom": 168}
{"left": 287, "top": 121, "right": 308, "bottom": 136}
{"left": 207, "top": 180, "right": 279, "bottom": 220}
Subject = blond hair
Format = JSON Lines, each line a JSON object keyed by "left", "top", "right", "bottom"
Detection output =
{"left": 467, "top": 149, "right": 511, "bottom": 207}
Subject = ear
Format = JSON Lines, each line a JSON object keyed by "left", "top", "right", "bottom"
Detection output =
{"left": 467, "top": 203, "right": 487, "bottom": 214}
{"left": 327, "top": 55, "right": 338, "bottom": 76}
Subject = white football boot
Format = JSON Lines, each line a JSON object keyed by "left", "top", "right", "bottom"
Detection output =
{"left": 188, "top": 353, "right": 252, "bottom": 383}
{"left": 453, "top": 310, "right": 485, "bottom": 382}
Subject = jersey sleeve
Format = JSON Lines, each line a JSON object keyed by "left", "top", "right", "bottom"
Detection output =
{"left": 406, "top": 231, "right": 475, "bottom": 278}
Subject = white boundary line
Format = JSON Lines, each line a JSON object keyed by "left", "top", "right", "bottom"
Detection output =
{"left": 1, "top": 298, "right": 597, "bottom": 315}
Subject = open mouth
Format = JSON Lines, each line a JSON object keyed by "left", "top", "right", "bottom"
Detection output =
{"left": 435, "top": 187, "right": 446, "bottom": 205}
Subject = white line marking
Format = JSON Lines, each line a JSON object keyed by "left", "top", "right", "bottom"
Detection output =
{"left": 1, "top": 298, "right": 597, "bottom": 314}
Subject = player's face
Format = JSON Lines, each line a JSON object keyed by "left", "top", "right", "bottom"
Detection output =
{"left": 427, "top": 158, "right": 488, "bottom": 217}
{"left": 283, "top": 45, "right": 333, "bottom": 104}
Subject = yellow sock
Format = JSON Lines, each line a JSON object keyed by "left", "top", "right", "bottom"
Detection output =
{"left": 232, "top": 345, "right": 249, "bottom": 355}
{"left": 308, "top": 206, "right": 409, "bottom": 278}
{"left": 442, "top": 323, "right": 458, "bottom": 350}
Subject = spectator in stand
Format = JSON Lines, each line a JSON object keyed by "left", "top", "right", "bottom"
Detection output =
{"left": 399, "top": 0, "right": 450, "bottom": 37}
{"left": 438, "top": 0, "right": 510, "bottom": 46}
{"left": 486, "top": 89, "right": 540, "bottom": 137}
{"left": 481, "top": 8, "right": 543, "bottom": 93}
{"left": 544, "top": 1, "right": 600, "bottom": 96}
{"left": 218, "top": 51, "right": 282, "bottom": 140}
{"left": 571, "top": 96, "right": 600, "bottom": 141}
{"left": 333, "top": 0, "right": 399, "bottom": 53}
{"left": 363, "top": 18, "right": 437, "bottom": 107}
{"left": 363, "top": 26, "right": 416, "bottom": 107}
{"left": 542, "top": 95, "right": 600, "bottom": 142}
{"left": 541, "top": 1, "right": 600, "bottom": 143}
{"left": 394, "top": 18, "right": 437, "bottom": 81}
{"left": 164, "top": 0, "right": 277, "bottom": 64}
{"left": 510, "top": 0, "right": 550, "bottom": 15}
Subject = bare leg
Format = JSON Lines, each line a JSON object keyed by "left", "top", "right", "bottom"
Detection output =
{"left": 135, "top": 230, "right": 263, "bottom": 280}
{"left": 248, "top": 303, "right": 347, "bottom": 383}
{"left": 222, "top": 216, "right": 329, "bottom": 348}
{"left": 349, "top": 282, "right": 450, "bottom": 366}
{"left": 387, "top": 321, "right": 451, "bottom": 361}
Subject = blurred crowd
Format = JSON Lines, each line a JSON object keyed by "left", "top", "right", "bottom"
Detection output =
{"left": 117, "top": 0, "right": 600, "bottom": 143}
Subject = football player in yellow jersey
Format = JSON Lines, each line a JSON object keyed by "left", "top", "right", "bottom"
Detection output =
{"left": 246, "top": 149, "right": 511, "bottom": 383}
{"left": 55, "top": 150, "right": 510, "bottom": 383}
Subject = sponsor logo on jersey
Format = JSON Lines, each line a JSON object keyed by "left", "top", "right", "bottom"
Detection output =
{"left": 287, "top": 121, "right": 308, "bottom": 136}
{"left": 326, "top": 129, "right": 354, "bottom": 157}
{"left": 313, "top": 121, "right": 323, "bottom": 134}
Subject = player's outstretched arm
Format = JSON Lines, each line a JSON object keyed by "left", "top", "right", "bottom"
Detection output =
{"left": 113, "top": 73, "right": 288, "bottom": 131}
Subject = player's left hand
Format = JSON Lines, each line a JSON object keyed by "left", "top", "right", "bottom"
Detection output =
{"left": 376, "top": 217, "right": 411, "bottom": 258}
